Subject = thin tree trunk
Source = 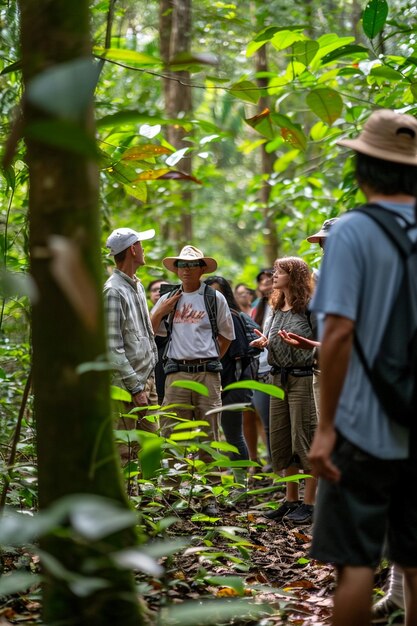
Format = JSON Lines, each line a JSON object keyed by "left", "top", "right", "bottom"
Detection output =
{"left": 19, "top": 2, "right": 143, "bottom": 624}
{"left": 256, "top": 45, "right": 279, "bottom": 266}
{"left": 160, "top": 0, "right": 193, "bottom": 244}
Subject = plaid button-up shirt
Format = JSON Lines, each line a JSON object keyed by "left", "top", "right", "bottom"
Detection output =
{"left": 104, "top": 269, "right": 157, "bottom": 394}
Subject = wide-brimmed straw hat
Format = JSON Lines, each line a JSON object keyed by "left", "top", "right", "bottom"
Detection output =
{"left": 163, "top": 245, "right": 217, "bottom": 274}
{"left": 337, "top": 109, "right": 417, "bottom": 165}
{"left": 307, "top": 218, "right": 339, "bottom": 243}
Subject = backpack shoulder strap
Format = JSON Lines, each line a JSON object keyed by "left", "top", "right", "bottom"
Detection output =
{"left": 203, "top": 283, "right": 219, "bottom": 353}
{"left": 355, "top": 203, "right": 414, "bottom": 259}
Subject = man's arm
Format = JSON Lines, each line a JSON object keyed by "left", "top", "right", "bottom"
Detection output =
{"left": 217, "top": 334, "right": 232, "bottom": 358}
{"left": 308, "top": 313, "right": 354, "bottom": 482}
{"left": 150, "top": 291, "right": 182, "bottom": 334}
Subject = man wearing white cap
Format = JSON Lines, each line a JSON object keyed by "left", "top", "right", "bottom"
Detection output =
{"left": 104, "top": 227, "right": 158, "bottom": 465}
{"left": 308, "top": 110, "right": 417, "bottom": 625}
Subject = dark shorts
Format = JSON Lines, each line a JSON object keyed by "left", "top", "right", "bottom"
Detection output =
{"left": 311, "top": 433, "right": 417, "bottom": 568}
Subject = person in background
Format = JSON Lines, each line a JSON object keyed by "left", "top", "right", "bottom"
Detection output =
{"left": 234, "top": 283, "right": 255, "bottom": 316}
{"left": 104, "top": 227, "right": 158, "bottom": 480}
{"left": 148, "top": 278, "right": 171, "bottom": 404}
{"left": 205, "top": 276, "right": 253, "bottom": 485}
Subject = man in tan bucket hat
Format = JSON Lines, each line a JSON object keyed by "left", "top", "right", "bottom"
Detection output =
{"left": 307, "top": 109, "right": 417, "bottom": 626}
{"left": 151, "top": 245, "right": 235, "bottom": 515}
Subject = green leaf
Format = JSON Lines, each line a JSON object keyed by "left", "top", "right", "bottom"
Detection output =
{"left": 139, "top": 438, "right": 163, "bottom": 479}
{"left": 160, "top": 599, "right": 270, "bottom": 625}
{"left": 271, "top": 113, "right": 307, "bottom": 150}
{"left": 121, "top": 145, "right": 172, "bottom": 160}
{"left": 97, "top": 111, "right": 193, "bottom": 131}
{"left": 173, "top": 420, "right": 209, "bottom": 430}
{"left": 168, "top": 51, "right": 218, "bottom": 70}
{"left": 223, "top": 380, "right": 284, "bottom": 399}
{"left": 123, "top": 182, "right": 148, "bottom": 202}
{"left": 370, "top": 65, "right": 404, "bottom": 81}
{"left": 26, "top": 58, "right": 100, "bottom": 121}
{"left": 320, "top": 44, "right": 369, "bottom": 65}
{"left": 2, "top": 164, "right": 15, "bottom": 190}
{"left": 362, "top": 0, "right": 389, "bottom": 39}
{"left": 0, "top": 572, "right": 41, "bottom": 596}
{"left": 0, "top": 59, "right": 22, "bottom": 76}
{"left": 93, "top": 46, "right": 161, "bottom": 67}
{"left": 169, "top": 380, "right": 209, "bottom": 396}
{"left": 111, "top": 386, "right": 131, "bottom": 402}
{"left": 169, "top": 430, "right": 208, "bottom": 441}
{"left": 210, "top": 441, "right": 239, "bottom": 453}
{"left": 292, "top": 40, "right": 319, "bottom": 66}
{"left": 229, "top": 80, "right": 260, "bottom": 104}
{"left": 205, "top": 575, "right": 245, "bottom": 595}
{"left": 245, "top": 108, "right": 275, "bottom": 140}
{"left": 270, "top": 30, "right": 306, "bottom": 52}
{"left": 25, "top": 120, "right": 98, "bottom": 158}
{"left": 306, "top": 88, "right": 343, "bottom": 125}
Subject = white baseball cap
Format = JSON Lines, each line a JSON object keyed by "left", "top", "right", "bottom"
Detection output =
{"left": 106, "top": 227, "right": 155, "bottom": 256}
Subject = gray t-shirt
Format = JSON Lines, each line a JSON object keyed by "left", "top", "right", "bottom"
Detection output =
{"left": 311, "top": 201, "right": 416, "bottom": 459}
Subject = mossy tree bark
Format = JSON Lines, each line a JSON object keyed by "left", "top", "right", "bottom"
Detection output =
{"left": 19, "top": 2, "right": 143, "bottom": 624}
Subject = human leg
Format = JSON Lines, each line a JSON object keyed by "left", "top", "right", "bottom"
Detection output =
{"left": 403, "top": 566, "right": 417, "bottom": 626}
{"left": 333, "top": 565, "right": 374, "bottom": 626}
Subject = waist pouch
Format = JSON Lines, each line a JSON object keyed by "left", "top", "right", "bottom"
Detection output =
{"left": 164, "top": 358, "right": 222, "bottom": 375}
{"left": 271, "top": 365, "right": 313, "bottom": 387}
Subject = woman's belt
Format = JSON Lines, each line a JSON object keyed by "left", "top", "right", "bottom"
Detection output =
{"left": 270, "top": 365, "right": 313, "bottom": 386}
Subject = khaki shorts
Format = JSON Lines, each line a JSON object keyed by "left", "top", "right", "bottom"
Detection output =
{"left": 269, "top": 372, "right": 317, "bottom": 472}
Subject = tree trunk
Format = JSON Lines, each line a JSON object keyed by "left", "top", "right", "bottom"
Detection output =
{"left": 19, "top": 2, "right": 143, "bottom": 624}
{"left": 160, "top": 0, "right": 193, "bottom": 244}
{"left": 255, "top": 45, "right": 279, "bottom": 266}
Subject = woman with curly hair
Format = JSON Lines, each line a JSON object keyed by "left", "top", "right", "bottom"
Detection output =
{"left": 252, "top": 257, "right": 317, "bottom": 525}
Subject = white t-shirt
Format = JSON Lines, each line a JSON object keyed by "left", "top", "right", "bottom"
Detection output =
{"left": 153, "top": 282, "right": 235, "bottom": 360}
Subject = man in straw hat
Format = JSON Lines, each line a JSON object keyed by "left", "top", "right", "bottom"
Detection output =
{"left": 151, "top": 245, "right": 235, "bottom": 512}
{"left": 104, "top": 227, "right": 158, "bottom": 472}
{"left": 307, "top": 109, "right": 417, "bottom": 625}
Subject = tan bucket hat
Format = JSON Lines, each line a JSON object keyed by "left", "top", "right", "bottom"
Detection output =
{"left": 163, "top": 245, "right": 217, "bottom": 274}
{"left": 307, "top": 217, "right": 339, "bottom": 243}
{"left": 337, "top": 109, "right": 417, "bottom": 165}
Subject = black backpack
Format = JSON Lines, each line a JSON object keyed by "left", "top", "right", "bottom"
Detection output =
{"left": 239, "top": 312, "right": 262, "bottom": 358}
{"left": 353, "top": 203, "right": 417, "bottom": 428}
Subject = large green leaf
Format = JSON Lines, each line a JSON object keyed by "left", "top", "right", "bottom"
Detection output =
{"left": 0, "top": 572, "right": 41, "bottom": 596}
{"left": 320, "top": 44, "right": 369, "bottom": 65}
{"left": 111, "top": 386, "right": 131, "bottom": 402}
{"left": 246, "top": 25, "right": 305, "bottom": 57}
{"left": 229, "top": 80, "right": 261, "bottom": 104}
{"left": 362, "top": 0, "right": 389, "bottom": 39}
{"left": 93, "top": 46, "right": 161, "bottom": 67}
{"left": 169, "top": 380, "right": 209, "bottom": 396}
{"left": 306, "top": 88, "right": 343, "bottom": 125}
{"left": 292, "top": 40, "right": 319, "bottom": 67}
{"left": 139, "top": 437, "right": 164, "bottom": 479}
{"left": 26, "top": 58, "right": 100, "bottom": 121}
{"left": 121, "top": 145, "right": 172, "bottom": 161}
{"left": 97, "top": 112, "right": 193, "bottom": 131}
{"left": 223, "top": 380, "right": 284, "bottom": 399}
{"left": 270, "top": 30, "right": 306, "bottom": 52}
{"left": 370, "top": 65, "right": 404, "bottom": 81}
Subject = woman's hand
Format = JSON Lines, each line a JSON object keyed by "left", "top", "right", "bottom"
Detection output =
{"left": 249, "top": 328, "right": 268, "bottom": 349}
{"left": 278, "top": 330, "right": 320, "bottom": 350}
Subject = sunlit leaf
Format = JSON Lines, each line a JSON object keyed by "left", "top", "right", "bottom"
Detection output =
{"left": 111, "top": 386, "right": 131, "bottom": 402}
{"left": 173, "top": 420, "right": 210, "bottom": 430}
{"left": 139, "top": 124, "right": 162, "bottom": 138}
{"left": 139, "top": 437, "right": 164, "bottom": 479}
{"left": 123, "top": 182, "right": 148, "bottom": 202}
{"left": 362, "top": 0, "right": 389, "bottom": 39}
{"left": 245, "top": 108, "right": 275, "bottom": 140}
{"left": 166, "top": 147, "right": 189, "bottom": 166}
{"left": 97, "top": 112, "right": 193, "bottom": 131}
{"left": 159, "top": 599, "right": 270, "bottom": 625}
{"left": 306, "top": 88, "right": 343, "bottom": 125}
{"left": 223, "top": 380, "right": 284, "bottom": 399}
{"left": 93, "top": 46, "right": 161, "bottom": 67}
{"left": 168, "top": 51, "right": 218, "bottom": 70}
{"left": 271, "top": 30, "right": 306, "bottom": 52}
{"left": 229, "top": 80, "right": 260, "bottom": 104}
{"left": 121, "top": 145, "right": 172, "bottom": 160}
{"left": 169, "top": 380, "right": 209, "bottom": 396}
{"left": 292, "top": 40, "right": 319, "bottom": 66}
{"left": 206, "top": 575, "right": 245, "bottom": 595}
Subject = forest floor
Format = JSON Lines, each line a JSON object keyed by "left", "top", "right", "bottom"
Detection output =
{"left": 0, "top": 480, "right": 400, "bottom": 626}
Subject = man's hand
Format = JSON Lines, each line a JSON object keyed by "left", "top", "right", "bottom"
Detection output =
{"left": 132, "top": 390, "right": 148, "bottom": 407}
{"left": 151, "top": 290, "right": 182, "bottom": 332}
{"left": 250, "top": 328, "right": 268, "bottom": 349}
{"left": 308, "top": 426, "right": 340, "bottom": 482}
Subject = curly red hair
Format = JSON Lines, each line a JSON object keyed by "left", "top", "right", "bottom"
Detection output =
{"left": 270, "top": 256, "right": 313, "bottom": 314}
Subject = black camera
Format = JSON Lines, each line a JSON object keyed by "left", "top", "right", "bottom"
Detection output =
{"left": 159, "top": 283, "right": 182, "bottom": 296}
